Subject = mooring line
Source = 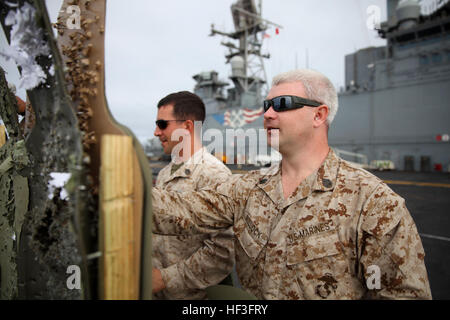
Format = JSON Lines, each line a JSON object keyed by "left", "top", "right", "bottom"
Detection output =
{"left": 384, "top": 180, "right": 450, "bottom": 188}
{"left": 420, "top": 233, "right": 450, "bottom": 242}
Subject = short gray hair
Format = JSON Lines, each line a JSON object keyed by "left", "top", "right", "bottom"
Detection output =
{"left": 271, "top": 69, "right": 338, "bottom": 125}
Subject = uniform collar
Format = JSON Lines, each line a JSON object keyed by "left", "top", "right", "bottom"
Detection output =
{"left": 311, "top": 148, "right": 339, "bottom": 192}
{"left": 168, "top": 147, "right": 207, "bottom": 179}
{"left": 257, "top": 149, "right": 339, "bottom": 208}
{"left": 256, "top": 165, "right": 284, "bottom": 209}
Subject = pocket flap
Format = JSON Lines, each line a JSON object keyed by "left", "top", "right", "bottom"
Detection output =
{"left": 287, "top": 230, "right": 341, "bottom": 265}
{"left": 236, "top": 226, "right": 264, "bottom": 260}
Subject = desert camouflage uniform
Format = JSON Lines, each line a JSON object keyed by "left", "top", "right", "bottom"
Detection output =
{"left": 152, "top": 147, "right": 234, "bottom": 300}
{"left": 152, "top": 149, "right": 432, "bottom": 299}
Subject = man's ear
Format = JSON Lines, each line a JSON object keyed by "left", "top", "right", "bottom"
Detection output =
{"left": 313, "top": 105, "right": 329, "bottom": 128}
{"left": 184, "top": 120, "right": 194, "bottom": 132}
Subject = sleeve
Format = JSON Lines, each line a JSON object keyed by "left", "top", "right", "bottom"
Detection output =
{"left": 151, "top": 170, "right": 251, "bottom": 235}
{"left": 358, "top": 183, "right": 432, "bottom": 299}
{"left": 160, "top": 227, "right": 235, "bottom": 293}
{"left": 159, "top": 167, "right": 236, "bottom": 293}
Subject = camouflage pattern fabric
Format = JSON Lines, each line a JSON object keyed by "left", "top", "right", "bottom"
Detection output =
{"left": 152, "top": 149, "right": 432, "bottom": 299}
{"left": 152, "top": 147, "right": 235, "bottom": 299}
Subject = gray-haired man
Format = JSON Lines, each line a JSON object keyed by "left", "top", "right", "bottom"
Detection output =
{"left": 152, "top": 70, "right": 431, "bottom": 300}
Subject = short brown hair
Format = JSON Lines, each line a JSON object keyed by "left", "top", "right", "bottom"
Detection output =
{"left": 157, "top": 91, "right": 205, "bottom": 122}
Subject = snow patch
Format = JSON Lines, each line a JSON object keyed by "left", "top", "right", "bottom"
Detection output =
{"left": 0, "top": 3, "right": 50, "bottom": 90}
{"left": 48, "top": 172, "right": 71, "bottom": 200}
{"left": 49, "top": 64, "right": 55, "bottom": 76}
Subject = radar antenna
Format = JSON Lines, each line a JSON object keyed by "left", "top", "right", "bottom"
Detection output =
{"left": 210, "top": 0, "right": 282, "bottom": 103}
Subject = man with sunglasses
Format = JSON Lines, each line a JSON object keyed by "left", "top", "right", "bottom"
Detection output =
{"left": 152, "top": 91, "right": 234, "bottom": 299}
{"left": 151, "top": 70, "right": 431, "bottom": 299}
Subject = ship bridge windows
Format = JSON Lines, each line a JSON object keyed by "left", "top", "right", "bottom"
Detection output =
{"left": 418, "top": 25, "right": 442, "bottom": 39}
{"left": 432, "top": 52, "right": 443, "bottom": 64}
{"left": 419, "top": 51, "right": 446, "bottom": 67}
{"left": 395, "top": 32, "right": 416, "bottom": 43}
{"left": 419, "top": 54, "right": 430, "bottom": 65}
{"left": 444, "top": 22, "right": 450, "bottom": 32}
{"left": 393, "top": 22, "right": 447, "bottom": 46}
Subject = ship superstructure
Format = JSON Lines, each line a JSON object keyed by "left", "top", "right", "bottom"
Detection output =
{"left": 330, "top": 0, "right": 450, "bottom": 171}
{"left": 194, "top": 0, "right": 281, "bottom": 164}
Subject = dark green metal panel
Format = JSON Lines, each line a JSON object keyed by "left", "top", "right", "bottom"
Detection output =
{"left": 206, "top": 285, "right": 257, "bottom": 300}
{"left": 0, "top": 0, "right": 89, "bottom": 299}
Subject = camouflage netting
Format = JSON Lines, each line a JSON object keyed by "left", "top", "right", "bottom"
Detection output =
{"left": 0, "top": 0, "right": 90, "bottom": 299}
{"left": 0, "top": 69, "right": 25, "bottom": 299}
{"left": 1, "top": 0, "right": 154, "bottom": 300}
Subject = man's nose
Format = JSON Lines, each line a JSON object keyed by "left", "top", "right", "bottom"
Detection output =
{"left": 154, "top": 126, "right": 161, "bottom": 137}
{"left": 264, "top": 106, "right": 277, "bottom": 119}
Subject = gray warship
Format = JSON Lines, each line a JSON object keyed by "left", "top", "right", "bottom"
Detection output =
{"left": 192, "top": 0, "right": 279, "bottom": 165}
{"left": 189, "top": 0, "right": 449, "bottom": 172}
{"left": 330, "top": 0, "right": 450, "bottom": 172}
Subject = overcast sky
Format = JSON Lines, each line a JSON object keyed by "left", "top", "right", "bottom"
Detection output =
{"left": 1, "top": 0, "right": 391, "bottom": 143}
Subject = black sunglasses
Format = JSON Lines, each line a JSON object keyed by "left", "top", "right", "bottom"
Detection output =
{"left": 155, "top": 119, "right": 185, "bottom": 130}
{"left": 263, "top": 95, "right": 322, "bottom": 112}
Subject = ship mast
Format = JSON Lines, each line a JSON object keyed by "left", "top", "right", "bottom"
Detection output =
{"left": 209, "top": 0, "right": 282, "bottom": 105}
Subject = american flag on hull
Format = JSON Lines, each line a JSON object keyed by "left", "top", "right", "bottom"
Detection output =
{"left": 243, "top": 108, "right": 264, "bottom": 123}
{"left": 213, "top": 107, "right": 264, "bottom": 128}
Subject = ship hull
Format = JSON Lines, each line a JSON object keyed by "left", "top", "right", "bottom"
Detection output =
{"left": 330, "top": 79, "right": 450, "bottom": 171}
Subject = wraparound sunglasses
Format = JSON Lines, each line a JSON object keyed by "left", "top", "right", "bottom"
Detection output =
{"left": 155, "top": 119, "right": 186, "bottom": 130}
{"left": 263, "top": 95, "right": 322, "bottom": 112}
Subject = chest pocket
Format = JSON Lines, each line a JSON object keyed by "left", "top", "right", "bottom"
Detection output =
{"left": 287, "top": 229, "right": 341, "bottom": 265}
{"left": 163, "top": 177, "right": 196, "bottom": 192}
{"left": 235, "top": 213, "right": 269, "bottom": 260}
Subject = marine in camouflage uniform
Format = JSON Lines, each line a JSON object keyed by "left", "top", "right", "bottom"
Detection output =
{"left": 152, "top": 91, "right": 234, "bottom": 299}
{"left": 153, "top": 147, "right": 234, "bottom": 299}
{"left": 151, "top": 70, "right": 432, "bottom": 300}
{"left": 153, "top": 149, "right": 431, "bottom": 299}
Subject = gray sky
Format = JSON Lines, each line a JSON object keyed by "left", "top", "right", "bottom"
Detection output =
{"left": 1, "top": 0, "right": 389, "bottom": 143}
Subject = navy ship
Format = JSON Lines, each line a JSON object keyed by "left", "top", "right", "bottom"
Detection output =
{"left": 190, "top": 0, "right": 449, "bottom": 173}
{"left": 192, "top": 0, "right": 280, "bottom": 165}
{"left": 330, "top": 0, "right": 450, "bottom": 172}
